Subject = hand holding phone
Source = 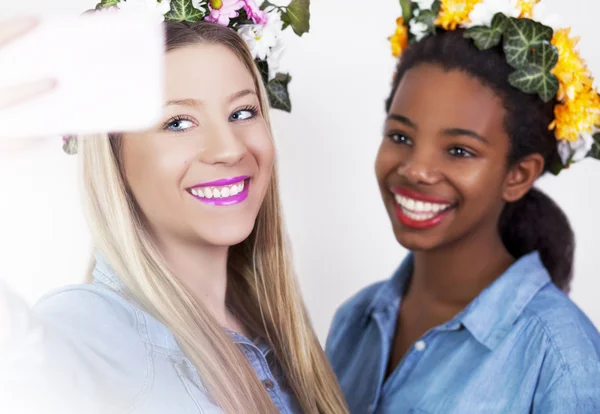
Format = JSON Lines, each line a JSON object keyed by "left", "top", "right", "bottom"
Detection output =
{"left": 0, "top": 12, "right": 165, "bottom": 140}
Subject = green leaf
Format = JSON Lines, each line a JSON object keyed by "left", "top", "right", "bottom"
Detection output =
{"left": 430, "top": 0, "right": 441, "bottom": 15}
{"left": 589, "top": 133, "right": 600, "bottom": 160}
{"left": 62, "top": 135, "right": 78, "bottom": 155}
{"left": 400, "top": 0, "right": 413, "bottom": 22}
{"left": 507, "top": 41, "right": 559, "bottom": 102}
{"left": 281, "top": 0, "right": 310, "bottom": 36}
{"left": 97, "top": 0, "right": 119, "bottom": 8}
{"left": 267, "top": 73, "right": 292, "bottom": 112}
{"left": 255, "top": 59, "right": 269, "bottom": 86}
{"left": 464, "top": 13, "right": 508, "bottom": 50}
{"left": 502, "top": 17, "right": 553, "bottom": 69}
{"left": 164, "top": 0, "right": 204, "bottom": 23}
{"left": 413, "top": 9, "right": 437, "bottom": 35}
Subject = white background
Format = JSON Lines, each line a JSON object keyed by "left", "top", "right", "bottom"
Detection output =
{"left": 1, "top": 0, "right": 599, "bottom": 342}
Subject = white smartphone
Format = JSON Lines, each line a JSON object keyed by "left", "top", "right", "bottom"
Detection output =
{"left": 0, "top": 12, "right": 165, "bottom": 139}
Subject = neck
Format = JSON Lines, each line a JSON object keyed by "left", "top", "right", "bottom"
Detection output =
{"left": 410, "top": 223, "right": 514, "bottom": 308}
{"left": 152, "top": 233, "right": 236, "bottom": 330}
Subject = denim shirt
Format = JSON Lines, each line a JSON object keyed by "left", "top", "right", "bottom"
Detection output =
{"left": 326, "top": 252, "right": 600, "bottom": 414}
{"left": 0, "top": 253, "right": 300, "bottom": 414}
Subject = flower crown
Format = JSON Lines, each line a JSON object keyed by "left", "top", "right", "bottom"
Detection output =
{"left": 62, "top": 0, "right": 310, "bottom": 155}
{"left": 389, "top": 0, "right": 600, "bottom": 174}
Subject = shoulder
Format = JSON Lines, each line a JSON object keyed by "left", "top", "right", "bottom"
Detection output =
{"left": 31, "top": 283, "right": 153, "bottom": 410}
{"left": 34, "top": 283, "right": 142, "bottom": 340}
{"left": 522, "top": 283, "right": 600, "bottom": 363}
{"left": 325, "top": 280, "right": 387, "bottom": 351}
{"left": 520, "top": 284, "right": 600, "bottom": 408}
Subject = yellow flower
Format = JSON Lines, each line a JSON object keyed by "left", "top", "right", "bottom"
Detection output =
{"left": 517, "top": 0, "right": 539, "bottom": 18}
{"left": 436, "top": 0, "right": 482, "bottom": 30}
{"left": 390, "top": 17, "right": 409, "bottom": 57}
{"left": 551, "top": 28, "right": 591, "bottom": 101}
{"left": 550, "top": 86, "right": 600, "bottom": 142}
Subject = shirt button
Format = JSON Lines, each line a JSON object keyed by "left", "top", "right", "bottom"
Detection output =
{"left": 415, "top": 340, "right": 426, "bottom": 351}
{"left": 262, "top": 379, "right": 275, "bottom": 391}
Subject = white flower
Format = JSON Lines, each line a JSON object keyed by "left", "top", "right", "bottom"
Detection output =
{"left": 463, "top": 0, "right": 520, "bottom": 28}
{"left": 117, "top": 0, "right": 172, "bottom": 22}
{"left": 531, "top": 1, "right": 561, "bottom": 29}
{"left": 409, "top": 19, "right": 429, "bottom": 42}
{"left": 414, "top": 0, "right": 436, "bottom": 10}
{"left": 571, "top": 133, "right": 595, "bottom": 162}
{"left": 238, "top": 10, "right": 282, "bottom": 61}
{"left": 267, "top": 38, "right": 285, "bottom": 80}
{"left": 558, "top": 133, "right": 595, "bottom": 165}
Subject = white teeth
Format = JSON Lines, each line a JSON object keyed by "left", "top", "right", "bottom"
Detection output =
{"left": 190, "top": 180, "right": 247, "bottom": 199}
{"left": 394, "top": 194, "right": 451, "bottom": 217}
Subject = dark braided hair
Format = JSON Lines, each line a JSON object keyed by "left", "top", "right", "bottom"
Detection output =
{"left": 386, "top": 29, "right": 574, "bottom": 292}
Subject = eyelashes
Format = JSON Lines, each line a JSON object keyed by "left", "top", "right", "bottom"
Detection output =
{"left": 162, "top": 105, "right": 261, "bottom": 133}
{"left": 386, "top": 132, "right": 477, "bottom": 158}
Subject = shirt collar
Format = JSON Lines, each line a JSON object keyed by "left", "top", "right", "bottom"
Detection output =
{"left": 460, "top": 251, "right": 550, "bottom": 350}
{"left": 92, "top": 251, "right": 128, "bottom": 293}
{"left": 364, "top": 251, "right": 551, "bottom": 350}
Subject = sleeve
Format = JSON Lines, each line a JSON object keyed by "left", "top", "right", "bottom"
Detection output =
{"left": 0, "top": 281, "right": 148, "bottom": 414}
{"left": 532, "top": 359, "right": 600, "bottom": 413}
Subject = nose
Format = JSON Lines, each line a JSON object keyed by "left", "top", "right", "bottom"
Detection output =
{"left": 198, "top": 119, "right": 247, "bottom": 166}
{"left": 397, "top": 146, "right": 443, "bottom": 185}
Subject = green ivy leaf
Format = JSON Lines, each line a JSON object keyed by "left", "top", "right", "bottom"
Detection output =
{"left": 62, "top": 135, "right": 78, "bottom": 155}
{"left": 281, "top": 0, "right": 310, "bottom": 36}
{"left": 464, "top": 13, "right": 508, "bottom": 50}
{"left": 165, "top": 0, "right": 204, "bottom": 23}
{"left": 507, "top": 41, "right": 559, "bottom": 102}
{"left": 97, "top": 0, "right": 119, "bottom": 8}
{"left": 255, "top": 59, "right": 269, "bottom": 85}
{"left": 400, "top": 0, "right": 413, "bottom": 22}
{"left": 267, "top": 73, "right": 292, "bottom": 112}
{"left": 589, "top": 133, "right": 600, "bottom": 160}
{"left": 503, "top": 17, "right": 553, "bottom": 69}
{"left": 430, "top": 0, "right": 441, "bottom": 15}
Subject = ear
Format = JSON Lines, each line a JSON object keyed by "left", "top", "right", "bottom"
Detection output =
{"left": 502, "top": 153, "right": 545, "bottom": 202}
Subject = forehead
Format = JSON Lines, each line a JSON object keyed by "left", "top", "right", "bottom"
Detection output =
{"left": 164, "top": 44, "right": 256, "bottom": 101}
{"left": 391, "top": 64, "right": 505, "bottom": 130}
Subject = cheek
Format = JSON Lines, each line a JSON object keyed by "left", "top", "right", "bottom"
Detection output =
{"left": 375, "top": 140, "right": 401, "bottom": 184}
{"left": 449, "top": 160, "right": 507, "bottom": 207}
{"left": 244, "top": 123, "right": 275, "bottom": 171}
{"left": 122, "top": 137, "right": 189, "bottom": 212}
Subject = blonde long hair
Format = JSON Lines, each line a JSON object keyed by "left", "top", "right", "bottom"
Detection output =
{"left": 80, "top": 21, "right": 347, "bottom": 414}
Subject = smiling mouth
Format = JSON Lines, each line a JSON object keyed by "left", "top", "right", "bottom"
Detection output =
{"left": 394, "top": 194, "right": 454, "bottom": 222}
{"left": 187, "top": 178, "right": 250, "bottom": 206}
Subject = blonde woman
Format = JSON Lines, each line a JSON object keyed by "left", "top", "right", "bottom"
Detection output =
{"left": 0, "top": 19, "right": 348, "bottom": 414}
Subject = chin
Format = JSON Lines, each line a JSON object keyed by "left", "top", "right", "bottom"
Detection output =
{"left": 394, "top": 230, "right": 444, "bottom": 252}
{"left": 199, "top": 220, "right": 256, "bottom": 247}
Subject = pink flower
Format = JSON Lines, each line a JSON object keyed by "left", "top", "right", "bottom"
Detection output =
{"left": 205, "top": 0, "right": 245, "bottom": 26}
{"left": 243, "top": 0, "right": 268, "bottom": 25}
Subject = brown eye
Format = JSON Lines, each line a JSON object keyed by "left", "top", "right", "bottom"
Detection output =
{"left": 388, "top": 133, "right": 413, "bottom": 145}
{"left": 448, "top": 147, "right": 474, "bottom": 158}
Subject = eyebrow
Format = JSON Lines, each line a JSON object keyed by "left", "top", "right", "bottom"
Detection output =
{"left": 388, "top": 113, "right": 490, "bottom": 144}
{"left": 442, "top": 128, "right": 490, "bottom": 144}
{"left": 166, "top": 89, "right": 257, "bottom": 108}
{"left": 387, "top": 113, "right": 417, "bottom": 129}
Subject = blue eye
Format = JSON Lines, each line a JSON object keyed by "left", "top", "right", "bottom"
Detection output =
{"left": 449, "top": 147, "right": 474, "bottom": 158}
{"left": 230, "top": 106, "right": 258, "bottom": 122}
{"left": 389, "top": 133, "right": 413, "bottom": 145}
{"left": 165, "top": 117, "right": 195, "bottom": 132}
